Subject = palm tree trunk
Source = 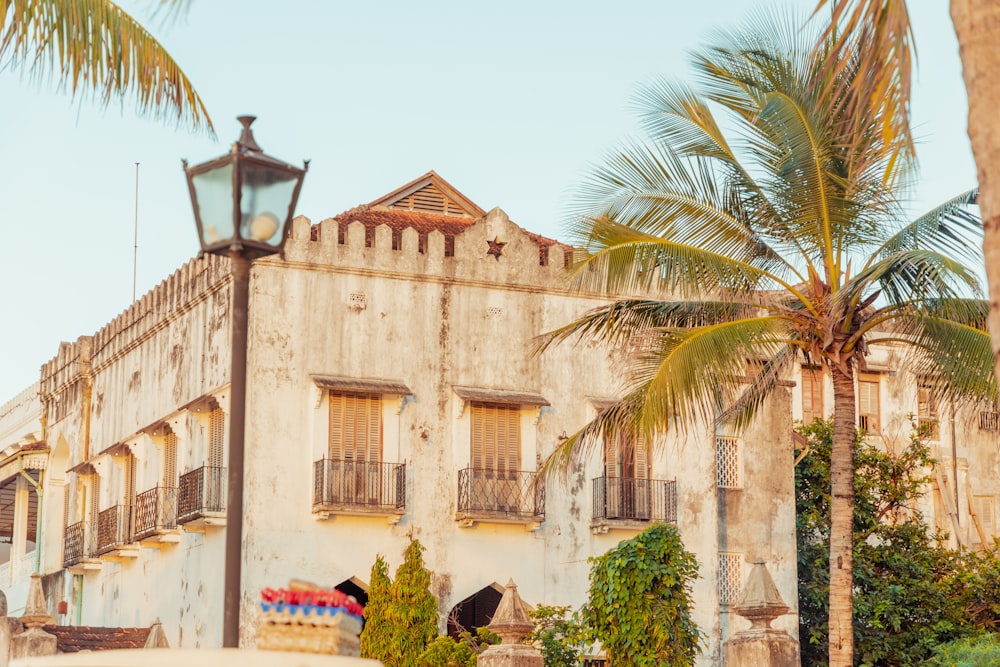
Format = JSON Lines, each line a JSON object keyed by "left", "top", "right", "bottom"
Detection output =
{"left": 829, "top": 365, "right": 856, "bottom": 667}
{"left": 951, "top": 0, "right": 1000, "bottom": 393}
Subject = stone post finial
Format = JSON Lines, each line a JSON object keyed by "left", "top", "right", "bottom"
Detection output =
{"left": 480, "top": 580, "right": 543, "bottom": 667}
{"left": 144, "top": 618, "right": 170, "bottom": 648}
{"left": 20, "top": 575, "right": 53, "bottom": 629}
{"left": 486, "top": 579, "right": 535, "bottom": 645}
{"left": 732, "top": 560, "right": 789, "bottom": 631}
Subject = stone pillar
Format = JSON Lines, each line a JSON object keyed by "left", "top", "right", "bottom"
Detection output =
{"left": 478, "top": 580, "right": 542, "bottom": 667}
{"left": 10, "top": 574, "right": 56, "bottom": 660}
{"left": 0, "top": 590, "right": 14, "bottom": 667}
{"left": 723, "top": 560, "right": 800, "bottom": 667}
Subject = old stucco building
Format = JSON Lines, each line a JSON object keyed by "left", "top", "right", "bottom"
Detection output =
{"left": 26, "top": 170, "right": 1000, "bottom": 663}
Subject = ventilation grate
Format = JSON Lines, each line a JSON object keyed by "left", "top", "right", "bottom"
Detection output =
{"left": 716, "top": 436, "right": 741, "bottom": 488}
{"left": 719, "top": 552, "right": 744, "bottom": 606}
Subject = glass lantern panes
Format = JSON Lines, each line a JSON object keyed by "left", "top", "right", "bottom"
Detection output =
{"left": 239, "top": 163, "right": 300, "bottom": 248}
{"left": 191, "top": 164, "right": 235, "bottom": 246}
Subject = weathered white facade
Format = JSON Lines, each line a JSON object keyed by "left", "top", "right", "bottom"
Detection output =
{"left": 0, "top": 173, "right": 803, "bottom": 664}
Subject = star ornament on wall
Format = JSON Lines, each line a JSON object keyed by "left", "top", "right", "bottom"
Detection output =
{"left": 486, "top": 236, "right": 507, "bottom": 261}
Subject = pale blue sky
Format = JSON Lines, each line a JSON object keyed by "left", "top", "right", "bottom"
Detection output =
{"left": 0, "top": 1, "right": 976, "bottom": 401}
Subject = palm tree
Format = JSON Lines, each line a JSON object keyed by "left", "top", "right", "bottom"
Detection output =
{"left": 540, "top": 13, "right": 984, "bottom": 667}
{"left": 814, "top": 0, "right": 1000, "bottom": 442}
{"left": 1, "top": 0, "right": 211, "bottom": 131}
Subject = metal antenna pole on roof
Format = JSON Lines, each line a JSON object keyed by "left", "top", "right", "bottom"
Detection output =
{"left": 132, "top": 162, "right": 140, "bottom": 302}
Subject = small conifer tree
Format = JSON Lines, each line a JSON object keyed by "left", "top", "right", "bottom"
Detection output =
{"left": 360, "top": 554, "right": 393, "bottom": 662}
{"left": 388, "top": 538, "right": 440, "bottom": 667}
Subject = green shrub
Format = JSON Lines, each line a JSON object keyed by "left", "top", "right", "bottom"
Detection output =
{"left": 582, "top": 522, "right": 702, "bottom": 666}
{"left": 923, "top": 634, "right": 1000, "bottom": 666}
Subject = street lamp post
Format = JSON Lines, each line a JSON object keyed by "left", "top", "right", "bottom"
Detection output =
{"left": 183, "top": 116, "right": 308, "bottom": 647}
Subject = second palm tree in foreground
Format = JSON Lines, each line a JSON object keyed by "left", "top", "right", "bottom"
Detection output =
{"left": 541, "top": 13, "right": 987, "bottom": 667}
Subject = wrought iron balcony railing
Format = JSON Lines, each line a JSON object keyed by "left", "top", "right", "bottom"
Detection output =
{"left": 96, "top": 505, "right": 133, "bottom": 555}
{"left": 63, "top": 521, "right": 93, "bottom": 567}
{"left": 592, "top": 476, "right": 677, "bottom": 524}
{"left": 177, "top": 465, "right": 226, "bottom": 525}
{"left": 133, "top": 486, "right": 179, "bottom": 540}
{"left": 456, "top": 467, "right": 544, "bottom": 521}
{"left": 312, "top": 459, "right": 406, "bottom": 514}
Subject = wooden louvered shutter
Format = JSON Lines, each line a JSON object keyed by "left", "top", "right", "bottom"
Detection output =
{"left": 209, "top": 407, "right": 225, "bottom": 469}
{"left": 634, "top": 436, "right": 649, "bottom": 480}
{"left": 802, "top": 368, "right": 823, "bottom": 423}
{"left": 90, "top": 475, "right": 100, "bottom": 520}
{"left": 471, "top": 403, "right": 520, "bottom": 474}
{"left": 859, "top": 376, "right": 880, "bottom": 431}
{"left": 163, "top": 430, "right": 178, "bottom": 488}
{"left": 471, "top": 405, "right": 486, "bottom": 471}
{"left": 329, "top": 393, "right": 381, "bottom": 463}
{"left": 605, "top": 434, "right": 620, "bottom": 479}
{"left": 126, "top": 453, "right": 137, "bottom": 506}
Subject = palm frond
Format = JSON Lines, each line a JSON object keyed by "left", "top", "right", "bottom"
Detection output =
{"left": 625, "top": 315, "right": 788, "bottom": 432}
{"left": 880, "top": 314, "right": 997, "bottom": 405}
{"left": 534, "top": 299, "right": 757, "bottom": 354}
{"left": 840, "top": 248, "right": 983, "bottom": 318}
{"left": 0, "top": 0, "right": 212, "bottom": 132}
{"left": 567, "top": 216, "right": 804, "bottom": 299}
{"left": 871, "top": 189, "right": 982, "bottom": 267}
{"left": 811, "top": 0, "right": 915, "bottom": 169}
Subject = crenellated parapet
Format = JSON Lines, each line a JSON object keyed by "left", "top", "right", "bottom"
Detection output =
{"left": 283, "top": 208, "right": 576, "bottom": 289}
{"left": 88, "top": 254, "right": 230, "bottom": 371}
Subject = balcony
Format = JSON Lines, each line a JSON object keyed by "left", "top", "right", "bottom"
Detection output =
{"left": 456, "top": 467, "right": 544, "bottom": 529}
{"left": 177, "top": 466, "right": 226, "bottom": 531}
{"left": 96, "top": 505, "right": 138, "bottom": 559}
{"left": 63, "top": 521, "right": 101, "bottom": 571}
{"left": 591, "top": 476, "right": 677, "bottom": 534}
{"left": 312, "top": 459, "right": 406, "bottom": 522}
{"left": 133, "top": 486, "right": 180, "bottom": 545}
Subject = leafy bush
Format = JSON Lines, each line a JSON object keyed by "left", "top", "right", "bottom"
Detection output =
{"left": 923, "top": 634, "right": 1000, "bottom": 666}
{"left": 526, "top": 604, "right": 587, "bottom": 667}
{"left": 582, "top": 522, "right": 702, "bottom": 666}
{"left": 796, "top": 420, "right": 1000, "bottom": 666}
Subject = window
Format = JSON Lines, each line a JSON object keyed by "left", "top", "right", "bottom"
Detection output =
{"left": 801, "top": 367, "right": 823, "bottom": 424}
{"left": 329, "top": 392, "right": 382, "bottom": 463}
{"left": 602, "top": 432, "right": 651, "bottom": 520}
{"left": 858, "top": 374, "right": 881, "bottom": 433}
{"left": 972, "top": 495, "right": 996, "bottom": 549}
{"left": 209, "top": 405, "right": 225, "bottom": 470}
{"left": 163, "top": 428, "right": 178, "bottom": 488}
{"left": 470, "top": 402, "right": 520, "bottom": 475}
{"left": 917, "top": 380, "right": 939, "bottom": 439}
{"left": 716, "top": 436, "right": 741, "bottom": 489}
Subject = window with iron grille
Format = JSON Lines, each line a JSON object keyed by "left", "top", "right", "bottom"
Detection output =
{"left": 858, "top": 374, "right": 881, "bottom": 433}
{"left": 471, "top": 403, "right": 520, "bottom": 474}
{"left": 719, "top": 552, "right": 744, "bottom": 606}
{"left": 716, "top": 436, "right": 741, "bottom": 489}
{"left": 979, "top": 411, "right": 999, "bottom": 431}
{"left": 801, "top": 367, "right": 824, "bottom": 424}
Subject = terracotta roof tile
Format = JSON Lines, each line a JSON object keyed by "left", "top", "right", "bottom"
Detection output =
{"left": 43, "top": 625, "right": 151, "bottom": 653}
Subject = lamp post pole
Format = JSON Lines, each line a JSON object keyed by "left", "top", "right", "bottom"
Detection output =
{"left": 223, "top": 252, "right": 251, "bottom": 647}
{"left": 183, "top": 116, "right": 307, "bottom": 648}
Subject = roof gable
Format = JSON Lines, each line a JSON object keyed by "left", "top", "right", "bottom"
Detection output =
{"left": 369, "top": 171, "right": 485, "bottom": 218}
